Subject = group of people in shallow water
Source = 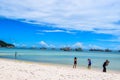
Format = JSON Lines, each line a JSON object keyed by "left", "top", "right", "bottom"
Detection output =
{"left": 14, "top": 52, "right": 110, "bottom": 72}
{"left": 73, "top": 57, "right": 110, "bottom": 72}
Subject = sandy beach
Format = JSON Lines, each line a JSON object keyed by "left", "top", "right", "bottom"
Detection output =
{"left": 0, "top": 59, "right": 120, "bottom": 80}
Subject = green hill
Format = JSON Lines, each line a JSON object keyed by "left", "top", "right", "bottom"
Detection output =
{"left": 0, "top": 40, "right": 15, "bottom": 48}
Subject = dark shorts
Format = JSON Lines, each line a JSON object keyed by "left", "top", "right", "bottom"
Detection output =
{"left": 88, "top": 63, "right": 91, "bottom": 66}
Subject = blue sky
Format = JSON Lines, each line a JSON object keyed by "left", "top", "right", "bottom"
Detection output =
{"left": 0, "top": 0, "right": 120, "bottom": 49}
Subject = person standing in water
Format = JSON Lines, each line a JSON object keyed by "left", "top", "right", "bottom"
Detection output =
{"left": 88, "top": 58, "right": 91, "bottom": 69}
{"left": 103, "top": 60, "right": 110, "bottom": 72}
{"left": 15, "top": 52, "right": 17, "bottom": 59}
{"left": 73, "top": 57, "right": 77, "bottom": 68}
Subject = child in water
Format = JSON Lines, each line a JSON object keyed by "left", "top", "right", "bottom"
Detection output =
{"left": 88, "top": 58, "right": 91, "bottom": 69}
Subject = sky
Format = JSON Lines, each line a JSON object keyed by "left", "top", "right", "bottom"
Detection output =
{"left": 0, "top": 0, "right": 120, "bottom": 49}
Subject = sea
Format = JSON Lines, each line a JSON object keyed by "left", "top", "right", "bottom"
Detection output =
{"left": 0, "top": 48, "right": 120, "bottom": 72}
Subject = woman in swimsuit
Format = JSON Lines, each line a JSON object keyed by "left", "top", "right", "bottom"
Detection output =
{"left": 73, "top": 57, "right": 77, "bottom": 68}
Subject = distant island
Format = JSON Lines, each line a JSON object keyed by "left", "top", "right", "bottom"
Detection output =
{"left": 89, "top": 48, "right": 112, "bottom": 52}
{"left": 118, "top": 50, "right": 120, "bottom": 52}
{"left": 0, "top": 40, "right": 15, "bottom": 48}
{"left": 60, "top": 47, "right": 83, "bottom": 51}
{"left": 0, "top": 40, "right": 119, "bottom": 53}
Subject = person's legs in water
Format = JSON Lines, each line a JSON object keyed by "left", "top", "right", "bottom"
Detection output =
{"left": 88, "top": 64, "right": 91, "bottom": 69}
{"left": 74, "top": 64, "right": 76, "bottom": 68}
{"left": 73, "top": 64, "right": 77, "bottom": 68}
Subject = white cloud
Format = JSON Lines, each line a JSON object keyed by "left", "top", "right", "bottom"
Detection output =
{"left": 94, "top": 29, "right": 120, "bottom": 36}
{"left": 43, "top": 30, "right": 63, "bottom": 32}
{"left": 38, "top": 41, "right": 56, "bottom": 48}
{"left": 98, "top": 37, "right": 120, "bottom": 42}
{"left": 21, "top": 44, "right": 27, "bottom": 47}
{"left": 37, "top": 29, "right": 76, "bottom": 34}
{"left": 88, "top": 44, "right": 104, "bottom": 49}
{"left": 39, "top": 41, "right": 49, "bottom": 47}
{"left": 13, "top": 43, "right": 20, "bottom": 47}
{"left": 0, "top": 0, "right": 120, "bottom": 36}
{"left": 72, "top": 42, "right": 83, "bottom": 48}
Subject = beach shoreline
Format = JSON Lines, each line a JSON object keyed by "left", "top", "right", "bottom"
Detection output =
{"left": 1, "top": 58, "right": 120, "bottom": 74}
{"left": 0, "top": 58, "right": 120, "bottom": 80}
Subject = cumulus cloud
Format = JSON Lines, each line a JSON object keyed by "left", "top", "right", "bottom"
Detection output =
{"left": 0, "top": 0, "right": 120, "bottom": 35}
{"left": 88, "top": 44, "right": 104, "bottom": 49}
{"left": 38, "top": 41, "right": 56, "bottom": 48}
{"left": 72, "top": 43, "right": 106, "bottom": 49}
{"left": 39, "top": 41, "right": 49, "bottom": 47}
{"left": 72, "top": 42, "right": 83, "bottom": 48}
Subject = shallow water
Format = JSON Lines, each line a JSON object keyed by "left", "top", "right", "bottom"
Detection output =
{"left": 0, "top": 48, "right": 120, "bottom": 72}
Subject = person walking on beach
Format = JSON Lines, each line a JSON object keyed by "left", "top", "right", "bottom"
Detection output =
{"left": 73, "top": 57, "right": 77, "bottom": 68}
{"left": 88, "top": 58, "right": 91, "bottom": 69}
{"left": 103, "top": 60, "right": 110, "bottom": 72}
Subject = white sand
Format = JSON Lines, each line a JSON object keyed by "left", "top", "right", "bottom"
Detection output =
{"left": 0, "top": 59, "right": 120, "bottom": 80}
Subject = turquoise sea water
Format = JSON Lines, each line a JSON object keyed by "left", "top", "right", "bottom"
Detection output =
{"left": 0, "top": 48, "right": 120, "bottom": 72}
